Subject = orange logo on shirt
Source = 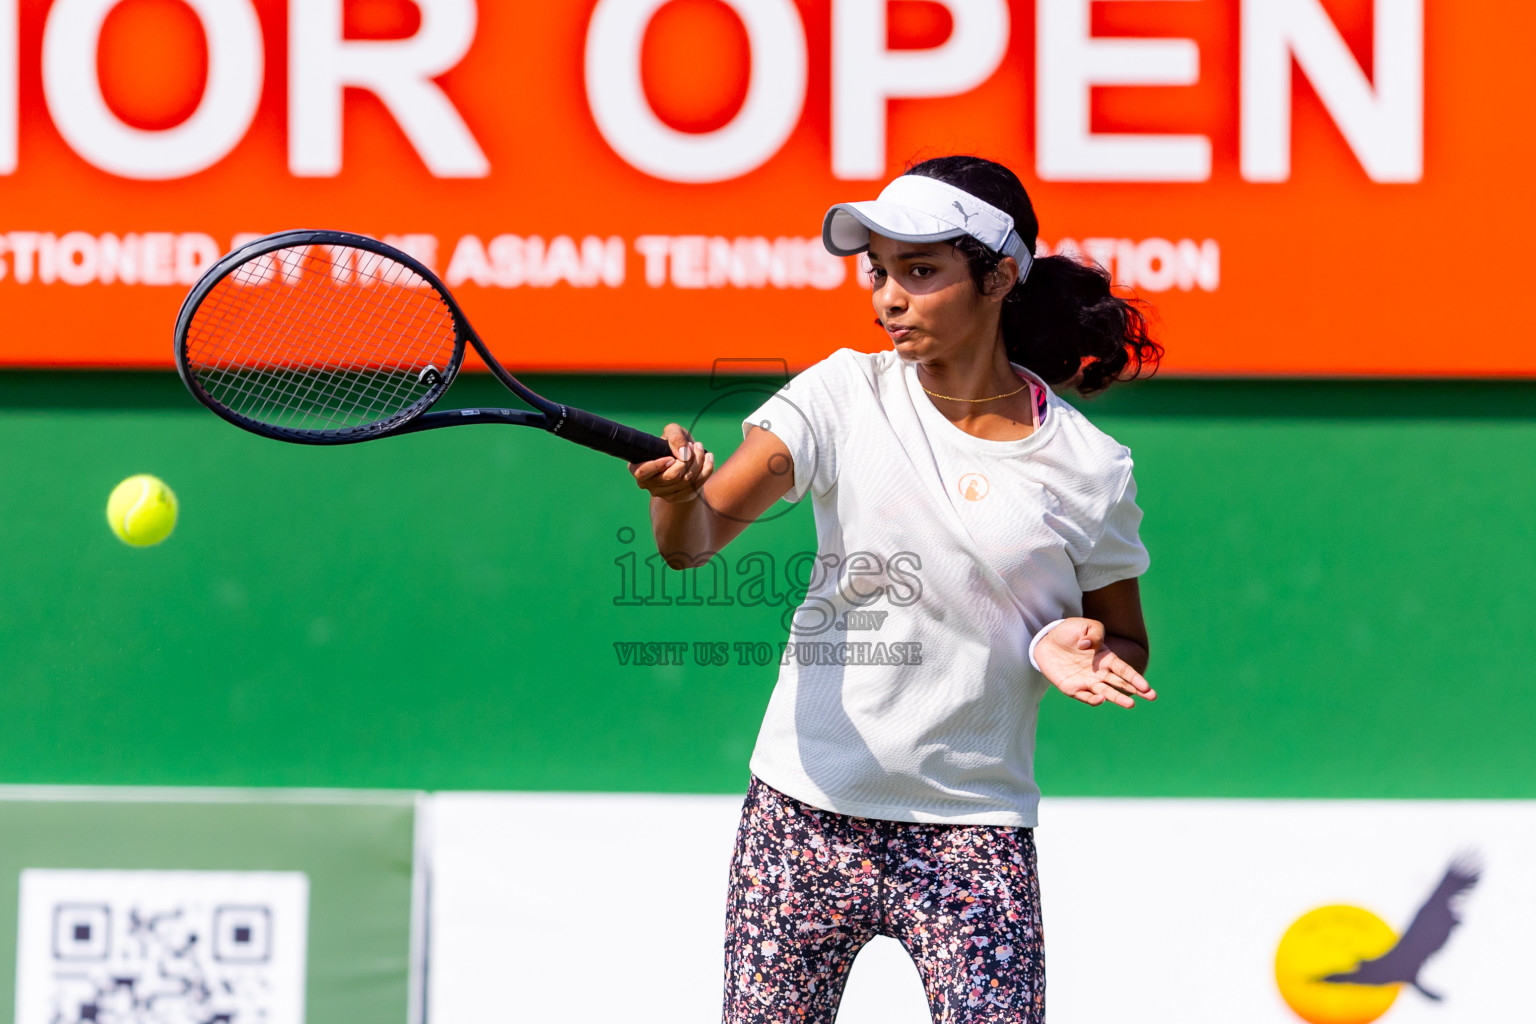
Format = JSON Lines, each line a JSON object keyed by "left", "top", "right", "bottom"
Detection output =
{"left": 958, "top": 473, "right": 990, "bottom": 501}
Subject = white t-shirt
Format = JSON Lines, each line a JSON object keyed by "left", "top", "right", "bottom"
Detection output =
{"left": 739, "top": 347, "right": 1149, "bottom": 827}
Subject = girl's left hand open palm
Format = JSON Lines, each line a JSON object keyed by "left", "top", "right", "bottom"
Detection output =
{"left": 1035, "top": 618, "right": 1156, "bottom": 709}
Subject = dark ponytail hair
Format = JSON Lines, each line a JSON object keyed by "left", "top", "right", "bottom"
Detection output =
{"left": 906, "top": 155, "right": 1162, "bottom": 396}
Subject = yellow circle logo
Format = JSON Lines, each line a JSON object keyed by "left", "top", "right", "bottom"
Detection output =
{"left": 958, "top": 473, "right": 989, "bottom": 501}
{"left": 1274, "top": 906, "right": 1401, "bottom": 1024}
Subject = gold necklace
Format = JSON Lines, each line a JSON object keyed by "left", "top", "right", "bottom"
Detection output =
{"left": 919, "top": 376, "right": 1029, "bottom": 403}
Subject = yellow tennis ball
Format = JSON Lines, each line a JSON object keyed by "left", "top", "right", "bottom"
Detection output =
{"left": 107, "top": 474, "right": 179, "bottom": 548}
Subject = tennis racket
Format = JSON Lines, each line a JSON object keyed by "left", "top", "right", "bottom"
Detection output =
{"left": 173, "top": 229, "right": 674, "bottom": 463}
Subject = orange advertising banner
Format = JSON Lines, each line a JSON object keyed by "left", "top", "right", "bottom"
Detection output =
{"left": 0, "top": 0, "right": 1530, "bottom": 375}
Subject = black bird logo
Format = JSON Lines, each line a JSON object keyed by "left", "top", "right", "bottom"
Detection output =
{"left": 1321, "top": 856, "right": 1481, "bottom": 1001}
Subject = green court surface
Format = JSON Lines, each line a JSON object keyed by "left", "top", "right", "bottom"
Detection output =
{"left": 2, "top": 371, "right": 1533, "bottom": 798}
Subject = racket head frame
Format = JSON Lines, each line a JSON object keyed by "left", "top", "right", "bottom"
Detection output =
{"left": 174, "top": 230, "right": 676, "bottom": 464}
{"left": 174, "top": 229, "right": 557, "bottom": 445}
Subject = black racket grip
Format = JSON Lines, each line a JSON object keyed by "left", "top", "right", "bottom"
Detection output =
{"left": 551, "top": 405, "right": 675, "bottom": 463}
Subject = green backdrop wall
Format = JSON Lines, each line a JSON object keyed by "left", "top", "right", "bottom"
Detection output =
{"left": 3, "top": 371, "right": 1533, "bottom": 799}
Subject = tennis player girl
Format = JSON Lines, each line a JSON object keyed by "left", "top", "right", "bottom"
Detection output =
{"left": 629, "top": 155, "right": 1161, "bottom": 1023}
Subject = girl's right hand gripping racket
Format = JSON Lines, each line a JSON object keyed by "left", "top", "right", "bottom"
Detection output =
{"left": 174, "top": 230, "right": 675, "bottom": 463}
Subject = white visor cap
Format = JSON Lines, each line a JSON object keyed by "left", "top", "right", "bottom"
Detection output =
{"left": 822, "top": 174, "right": 1033, "bottom": 276}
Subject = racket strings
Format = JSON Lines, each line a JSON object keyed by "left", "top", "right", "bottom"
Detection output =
{"left": 219, "top": 255, "right": 420, "bottom": 429}
{"left": 184, "top": 244, "right": 458, "bottom": 435}
{"left": 192, "top": 260, "right": 433, "bottom": 432}
{"left": 200, "top": 252, "right": 442, "bottom": 431}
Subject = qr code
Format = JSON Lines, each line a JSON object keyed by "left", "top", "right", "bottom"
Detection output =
{"left": 15, "top": 870, "right": 309, "bottom": 1024}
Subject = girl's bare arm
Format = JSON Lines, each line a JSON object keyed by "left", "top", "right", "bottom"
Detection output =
{"left": 629, "top": 423, "right": 796, "bottom": 569}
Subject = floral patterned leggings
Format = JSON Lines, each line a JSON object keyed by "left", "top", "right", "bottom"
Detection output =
{"left": 723, "top": 776, "right": 1045, "bottom": 1023}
